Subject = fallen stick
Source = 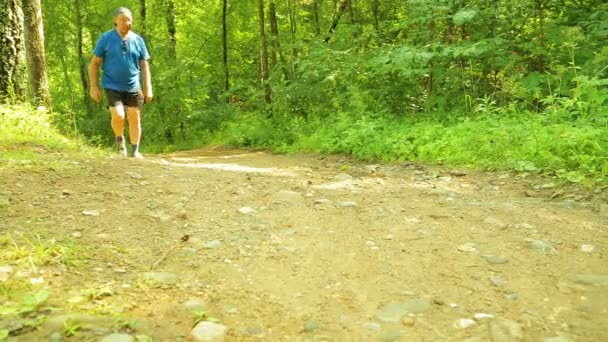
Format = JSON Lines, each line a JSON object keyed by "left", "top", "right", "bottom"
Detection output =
{"left": 150, "top": 234, "right": 191, "bottom": 270}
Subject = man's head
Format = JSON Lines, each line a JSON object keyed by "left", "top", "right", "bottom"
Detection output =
{"left": 113, "top": 7, "right": 133, "bottom": 35}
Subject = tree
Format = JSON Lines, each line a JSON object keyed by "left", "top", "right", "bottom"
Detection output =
{"left": 0, "top": 0, "right": 27, "bottom": 102}
{"left": 258, "top": 0, "right": 271, "bottom": 103}
{"left": 222, "top": 0, "right": 229, "bottom": 95}
{"left": 23, "top": 0, "right": 51, "bottom": 107}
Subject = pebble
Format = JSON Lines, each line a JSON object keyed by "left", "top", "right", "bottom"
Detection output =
{"left": 481, "top": 254, "right": 509, "bottom": 264}
{"left": 125, "top": 172, "right": 143, "bottom": 179}
{"left": 183, "top": 299, "right": 208, "bottom": 312}
{"left": 238, "top": 207, "right": 256, "bottom": 214}
{"left": 489, "top": 319, "right": 523, "bottom": 341}
{"left": 190, "top": 321, "right": 227, "bottom": 342}
{"left": 574, "top": 274, "right": 608, "bottom": 286}
{"left": 71, "top": 231, "right": 82, "bottom": 238}
{"left": 142, "top": 272, "right": 178, "bottom": 286}
{"left": 101, "top": 333, "right": 134, "bottom": 342}
{"left": 362, "top": 322, "right": 381, "bottom": 331}
{"left": 376, "top": 299, "right": 432, "bottom": 323}
{"left": 303, "top": 321, "right": 321, "bottom": 332}
{"left": 526, "top": 239, "right": 557, "bottom": 254}
{"left": 473, "top": 313, "right": 494, "bottom": 320}
{"left": 458, "top": 243, "right": 478, "bottom": 253}
{"left": 490, "top": 275, "right": 506, "bottom": 286}
{"left": 203, "top": 240, "right": 222, "bottom": 249}
{"left": 337, "top": 201, "right": 358, "bottom": 207}
{"left": 82, "top": 209, "right": 100, "bottom": 217}
{"left": 580, "top": 244, "right": 595, "bottom": 253}
{"left": 456, "top": 318, "right": 476, "bottom": 329}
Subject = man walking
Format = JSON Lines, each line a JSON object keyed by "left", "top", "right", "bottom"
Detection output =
{"left": 89, "top": 7, "right": 152, "bottom": 158}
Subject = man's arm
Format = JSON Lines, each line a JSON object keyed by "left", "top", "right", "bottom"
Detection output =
{"left": 88, "top": 56, "right": 102, "bottom": 102}
{"left": 140, "top": 59, "right": 153, "bottom": 103}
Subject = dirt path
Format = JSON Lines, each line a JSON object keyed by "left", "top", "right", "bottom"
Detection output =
{"left": 1, "top": 148, "right": 607, "bottom": 341}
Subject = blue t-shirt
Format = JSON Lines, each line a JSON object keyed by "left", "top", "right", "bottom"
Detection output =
{"left": 93, "top": 30, "right": 150, "bottom": 92}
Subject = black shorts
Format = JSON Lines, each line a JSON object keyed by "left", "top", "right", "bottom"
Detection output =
{"left": 105, "top": 89, "right": 144, "bottom": 109}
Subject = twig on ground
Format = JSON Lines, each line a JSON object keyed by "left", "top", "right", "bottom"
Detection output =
{"left": 149, "top": 234, "right": 191, "bottom": 271}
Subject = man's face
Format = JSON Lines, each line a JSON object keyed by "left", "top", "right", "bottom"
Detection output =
{"left": 115, "top": 13, "right": 132, "bottom": 35}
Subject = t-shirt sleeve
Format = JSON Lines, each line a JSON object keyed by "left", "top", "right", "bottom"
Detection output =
{"left": 93, "top": 33, "right": 106, "bottom": 57}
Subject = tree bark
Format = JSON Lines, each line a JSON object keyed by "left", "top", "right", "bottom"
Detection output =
{"left": 258, "top": 0, "right": 272, "bottom": 104}
{"left": 324, "top": 0, "right": 348, "bottom": 43}
{"left": 269, "top": 1, "right": 290, "bottom": 81}
{"left": 23, "top": 0, "right": 51, "bottom": 108}
{"left": 75, "top": 0, "right": 92, "bottom": 114}
{"left": 222, "top": 0, "right": 229, "bottom": 96}
{"left": 166, "top": 0, "right": 177, "bottom": 60}
{"left": 0, "top": 0, "right": 27, "bottom": 103}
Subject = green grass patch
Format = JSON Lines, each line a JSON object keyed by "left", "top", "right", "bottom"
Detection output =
{"left": 210, "top": 111, "right": 608, "bottom": 186}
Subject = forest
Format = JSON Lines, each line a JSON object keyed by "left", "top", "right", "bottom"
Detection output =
{"left": 1, "top": 0, "right": 608, "bottom": 184}
{"left": 2, "top": 1, "right": 608, "bottom": 341}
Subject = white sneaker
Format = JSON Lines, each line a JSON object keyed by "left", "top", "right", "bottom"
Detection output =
{"left": 133, "top": 151, "right": 144, "bottom": 159}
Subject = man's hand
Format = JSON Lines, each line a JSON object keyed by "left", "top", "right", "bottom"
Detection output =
{"left": 144, "top": 89, "right": 153, "bottom": 104}
{"left": 90, "top": 86, "right": 101, "bottom": 103}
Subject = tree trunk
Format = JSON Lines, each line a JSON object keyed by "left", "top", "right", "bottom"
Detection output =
{"left": 0, "top": 0, "right": 27, "bottom": 103}
{"left": 75, "top": 0, "right": 92, "bottom": 114}
{"left": 312, "top": 0, "right": 321, "bottom": 36}
{"left": 222, "top": 0, "right": 229, "bottom": 96}
{"left": 258, "top": 0, "right": 272, "bottom": 104}
{"left": 139, "top": 0, "right": 146, "bottom": 37}
{"left": 269, "top": 1, "right": 290, "bottom": 82}
{"left": 324, "top": 0, "right": 348, "bottom": 43}
{"left": 166, "top": 0, "right": 177, "bottom": 60}
{"left": 23, "top": 0, "right": 51, "bottom": 108}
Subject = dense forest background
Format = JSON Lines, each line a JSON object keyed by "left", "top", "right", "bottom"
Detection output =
{"left": 2, "top": 0, "right": 608, "bottom": 184}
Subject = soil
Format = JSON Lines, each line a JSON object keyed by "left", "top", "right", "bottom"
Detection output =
{"left": 1, "top": 147, "right": 607, "bottom": 341}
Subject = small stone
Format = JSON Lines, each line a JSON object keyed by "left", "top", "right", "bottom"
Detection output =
{"left": 456, "top": 318, "right": 476, "bottom": 329}
{"left": 303, "top": 321, "right": 321, "bottom": 332}
{"left": 337, "top": 201, "right": 358, "bottom": 208}
{"left": 203, "top": 240, "right": 222, "bottom": 249}
{"left": 473, "top": 313, "right": 494, "bottom": 320}
{"left": 125, "top": 172, "right": 143, "bottom": 179}
{"left": 190, "top": 321, "right": 227, "bottom": 342}
{"left": 142, "top": 272, "right": 178, "bottom": 286}
{"left": 490, "top": 275, "right": 506, "bottom": 286}
{"left": 335, "top": 173, "right": 353, "bottom": 181}
{"left": 72, "top": 231, "right": 82, "bottom": 238}
{"left": 402, "top": 317, "right": 415, "bottom": 326}
{"left": 238, "top": 207, "right": 256, "bottom": 214}
{"left": 362, "top": 322, "right": 381, "bottom": 331}
{"left": 183, "top": 299, "right": 208, "bottom": 312}
{"left": 490, "top": 319, "right": 523, "bottom": 341}
{"left": 526, "top": 239, "right": 556, "bottom": 254}
{"left": 458, "top": 243, "right": 477, "bottom": 253}
{"left": 575, "top": 274, "right": 608, "bottom": 286}
{"left": 525, "top": 190, "right": 541, "bottom": 197}
{"left": 101, "top": 333, "right": 134, "bottom": 342}
{"left": 242, "top": 326, "right": 264, "bottom": 336}
{"left": 481, "top": 254, "right": 509, "bottom": 264}
{"left": 82, "top": 209, "right": 100, "bottom": 217}
{"left": 543, "top": 336, "right": 570, "bottom": 342}
{"left": 580, "top": 244, "right": 595, "bottom": 253}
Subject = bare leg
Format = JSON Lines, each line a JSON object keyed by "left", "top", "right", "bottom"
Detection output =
{"left": 109, "top": 105, "right": 127, "bottom": 156}
{"left": 127, "top": 106, "right": 142, "bottom": 158}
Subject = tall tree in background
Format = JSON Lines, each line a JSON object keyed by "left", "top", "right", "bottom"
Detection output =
{"left": 166, "top": 0, "right": 177, "bottom": 60}
{"left": 75, "top": 0, "right": 92, "bottom": 114}
{"left": 258, "top": 0, "right": 271, "bottom": 103}
{"left": 23, "top": 0, "right": 51, "bottom": 107}
{"left": 222, "top": 0, "right": 229, "bottom": 96}
{"left": 0, "top": 0, "right": 27, "bottom": 102}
